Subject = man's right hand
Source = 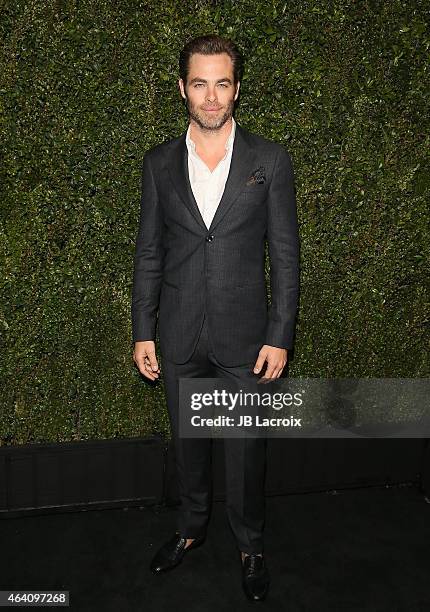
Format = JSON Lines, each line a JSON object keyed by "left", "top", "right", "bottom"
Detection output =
{"left": 133, "top": 341, "right": 160, "bottom": 381}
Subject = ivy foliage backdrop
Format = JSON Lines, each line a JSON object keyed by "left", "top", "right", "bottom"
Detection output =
{"left": 0, "top": 1, "right": 428, "bottom": 445}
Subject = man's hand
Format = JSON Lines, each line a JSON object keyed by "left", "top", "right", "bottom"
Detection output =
{"left": 253, "top": 345, "right": 287, "bottom": 383}
{"left": 133, "top": 341, "right": 160, "bottom": 381}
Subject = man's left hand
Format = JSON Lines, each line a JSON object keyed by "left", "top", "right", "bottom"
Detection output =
{"left": 253, "top": 345, "right": 288, "bottom": 382}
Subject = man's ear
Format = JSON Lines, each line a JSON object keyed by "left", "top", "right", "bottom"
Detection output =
{"left": 234, "top": 81, "right": 240, "bottom": 101}
{"left": 178, "top": 78, "right": 186, "bottom": 100}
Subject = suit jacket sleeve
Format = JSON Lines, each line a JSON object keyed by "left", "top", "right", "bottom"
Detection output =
{"left": 131, "top": 152, "right": 165, "bottom": 342}
{"left": 264, "top": 145, "right": 300, "bottom": 350}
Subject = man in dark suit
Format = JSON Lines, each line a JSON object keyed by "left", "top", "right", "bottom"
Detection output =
{"left": 132, "top": 34, "right": 299, "bottom": 601}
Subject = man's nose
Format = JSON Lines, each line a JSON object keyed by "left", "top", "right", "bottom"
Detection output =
{"left": 206, "top": 87, "right": 217, "bottom": 101}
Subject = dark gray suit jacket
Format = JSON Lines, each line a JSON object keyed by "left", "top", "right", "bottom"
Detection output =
{"left": 131, "top": 121, "right": 300, "bottom": 366}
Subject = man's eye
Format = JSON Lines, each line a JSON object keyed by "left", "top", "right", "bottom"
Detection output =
{"left": 193, "top": 83, "right": 228, "bottom": 88}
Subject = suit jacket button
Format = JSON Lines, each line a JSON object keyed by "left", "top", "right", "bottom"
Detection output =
{"left": 205, "top": 234, "right": 214, "bottom": 242}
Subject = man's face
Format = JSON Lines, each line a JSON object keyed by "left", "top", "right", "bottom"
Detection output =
{"left": 179, "top": 52, "right": 240, "bottom": 131}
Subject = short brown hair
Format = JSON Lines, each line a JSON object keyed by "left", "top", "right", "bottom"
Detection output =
{"left": 179, "top": 34, "right": 243, "bottom": 86}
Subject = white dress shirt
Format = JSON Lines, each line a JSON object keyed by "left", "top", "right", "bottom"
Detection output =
{"left": 185, "top": 117, "right": 236, "bottom": 230}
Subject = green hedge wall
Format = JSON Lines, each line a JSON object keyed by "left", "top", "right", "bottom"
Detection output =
{"left": 1, "top": 1, "right": 428, "bottom": 445}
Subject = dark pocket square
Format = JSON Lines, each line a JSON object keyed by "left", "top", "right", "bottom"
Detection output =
{"left": 246, "top": 166, "right": 266, "bottom": 185}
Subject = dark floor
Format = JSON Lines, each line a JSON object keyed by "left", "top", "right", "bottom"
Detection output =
{"left": 2, "top": 483, "right": 430, "bottom": 611}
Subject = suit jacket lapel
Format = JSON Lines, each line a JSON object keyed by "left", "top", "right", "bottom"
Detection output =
{"left": 167, "top": 122, "right": 258, "bottom": 233}
{"left": 167, "top": 132, "right": 206, "bottom": 230}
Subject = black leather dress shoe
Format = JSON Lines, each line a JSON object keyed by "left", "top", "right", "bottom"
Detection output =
{"left": 241, "top": 553, "right": 270, "bottom": 601}
{"left": 150, "top": 532, "right": 205, "bottom": 574}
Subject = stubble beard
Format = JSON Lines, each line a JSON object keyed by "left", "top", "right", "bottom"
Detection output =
{"left": 184, "top": 94, "right": 235, "bottom": 132}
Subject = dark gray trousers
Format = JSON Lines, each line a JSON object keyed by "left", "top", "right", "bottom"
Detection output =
{"left": 161, "top": 313, "right": 267, "bottom": 554}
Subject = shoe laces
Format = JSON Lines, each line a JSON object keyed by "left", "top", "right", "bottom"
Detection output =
{"left": 244, "top": 554, "right": 264, "bottom": 575}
